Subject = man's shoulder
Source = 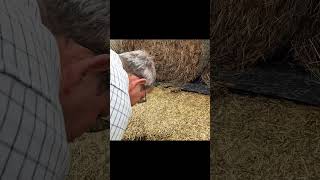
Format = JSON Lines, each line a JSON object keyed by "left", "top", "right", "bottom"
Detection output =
{"left": 110, "top": 49, "right": 128, "bottom": 82}
{"left": 1, "top": 0, "right": 42, "bottom": 21}
{"left": 110, "top": 49, "right": 123, "bottom": 67}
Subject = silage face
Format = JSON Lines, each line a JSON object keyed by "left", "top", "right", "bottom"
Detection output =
{"left": 110, "top": 40, "right": 210, "bottom": 84}
{"left": 211, "top": 0, "right": 293, "bottom": 71}
{"left": 211, "top": 0, "right": 320, "bottom": 81}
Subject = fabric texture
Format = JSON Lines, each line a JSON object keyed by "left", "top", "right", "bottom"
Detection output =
{"left": 0, "top": 0, "right": 69, "bottom": 179}
{"left": 110, "top": 49, "right": 132, "bottom": 141}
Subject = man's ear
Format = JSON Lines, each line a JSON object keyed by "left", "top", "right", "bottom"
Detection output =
{"left": 61, "top": 54, "right": 109, "bottom": 94}
{"left": 129, "top": 78, "right": 146, "bottom": 90}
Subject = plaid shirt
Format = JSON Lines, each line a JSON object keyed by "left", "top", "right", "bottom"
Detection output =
{"left": 0, "top": 0, "right": 69, "bottom": 179}
{"left": 110, "top": 49, "right": 132, "bottom": 140}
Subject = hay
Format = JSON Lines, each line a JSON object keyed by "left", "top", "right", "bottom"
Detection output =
{"left": 211, "top": 93, "right": 320, "bottom": 179}
{"left": 66, "top": 131, "right": 109, "bottom": 180}
{"left": 110, "top": 40, "right": 210, "bottom": 84}
{"left": 211, "top": 0, "right": 293, "bottom": 71}
{"left": 123, "top": 87, "right": 210, "bottom": 140}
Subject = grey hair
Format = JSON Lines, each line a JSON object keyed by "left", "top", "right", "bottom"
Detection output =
{"left": 37, "top": 0, "right": 110, "bottom": 53}
{"left": 119, "top": 50, "right": 156, "bottom": 86}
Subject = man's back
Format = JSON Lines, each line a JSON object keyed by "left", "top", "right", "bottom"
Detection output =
{"left": 0, "top": 0, "right": 69, "bottom": 179}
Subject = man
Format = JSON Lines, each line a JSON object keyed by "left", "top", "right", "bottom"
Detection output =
{"left": 0, "top": 0, "right": 109, "bottom": 179}
{"left": 110, "top": 49, "right": 156, "bottom": 140}
{"left": 38, "top": 0, "right": 109, "bottom": 141}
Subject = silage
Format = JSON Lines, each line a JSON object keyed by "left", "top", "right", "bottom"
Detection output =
{"left": 123, "top": 87, "right": 210, "bottom": 141}
{"left": 67, "top": 131, "right": 108, "bottom": 180}
{"left": 211, "top": 93, "right": 320, "bottom": 179}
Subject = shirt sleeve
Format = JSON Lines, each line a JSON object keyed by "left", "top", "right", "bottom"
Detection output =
{"left": 110, "top": 49, "right": 132, "bottom": 141}
{"left": 0, "top": 1, "right": 69, "bottom": 179}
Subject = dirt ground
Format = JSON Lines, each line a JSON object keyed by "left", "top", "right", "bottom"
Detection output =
{"left": 211, "top": 92, "right": 320, "bottom": 179}
{"left": 123, "top": 86, "right": 210, "bottom": 141}
{"left": 66, "top": 130, "right": 109, "bottom": 180}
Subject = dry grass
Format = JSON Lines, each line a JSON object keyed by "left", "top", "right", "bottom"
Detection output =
{"left": 211, "top": 93, "right": 320, "bottom": 179}
{"left": 110, "top": 40, "right": 210, "bottom": 84}
{"left": 66, "top": 131, "right": 109, "bottom": 180}
{"left": 123, "top": 87, "right": 210, "bottom": 141}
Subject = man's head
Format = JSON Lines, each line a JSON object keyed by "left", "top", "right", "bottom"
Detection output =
{"left": 119, "top": 50, "right": 156, "bottom": 106}
{"left": 38, "top": 0, "right": 110, "bottom": 141}
{"left": 38, "top": 0, "right": 110, "bottom": 53}
{"left": 57, "top": 39, "right": 108, "bottom": 140}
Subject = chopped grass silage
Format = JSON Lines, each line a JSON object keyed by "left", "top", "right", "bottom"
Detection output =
{"left": 123, "top": 87, "right": 210, "bottom": 141}
{"left": 211, "top": 93, "right": 320, "bottom": 179}
{"left": 66, "top": 131, "right": 109, "bottom": 180}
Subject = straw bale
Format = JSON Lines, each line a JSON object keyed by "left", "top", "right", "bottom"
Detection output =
{"left": 110, "top": 40, "right": 210, "bottom": 83}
